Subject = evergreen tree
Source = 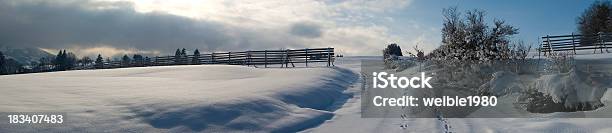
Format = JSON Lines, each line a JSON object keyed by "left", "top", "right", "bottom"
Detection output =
{"left": 121, "top": 54, "right": 131, "bottom": 67}
{"left": 54, "top": 50, "right": 66, "bottom": 70}
{"left": 577, "top": 0, "right": 612, "bottom": 45}
{"left": 174, "top": 48, "right": 181, "bottom": 64}
{"left": 0, "top": 51, "right": 6, "bottom": 74}
{"left": 95, "top": 54, "right": 104, "bottom": 69}
{"left": 54, "top": 50, "right": 63, "bottom": 70}
{"left": 383, "top": 43, "right": 403, "bottom": 59}
{"left": 50, "top": 50, "right": 77, "bottom": 70}
{"left": 192, "top": 49, "right": 201, "bottom": 64}
{"left": 180, "top": 48, "right": 187, "bottom": 65}
{"left": 132, "top": 54, "right": 144, "bottom": 66}
{"left": 181, "top": 48, "right": 187, "bottom": 56}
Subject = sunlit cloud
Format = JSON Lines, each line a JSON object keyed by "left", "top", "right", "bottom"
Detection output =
{"left": 0, "top": 0, "right": 436, "bottom": 56}
{"left": 41, "top": 46, "right": 160, "bottom": 58}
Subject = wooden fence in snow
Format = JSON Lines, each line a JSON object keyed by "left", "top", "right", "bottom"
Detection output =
{"left": 100, "top": 47, "right": 335, "bottom": 68}
{"left": 540, "top": 33, "right": 612, "bottom": 56}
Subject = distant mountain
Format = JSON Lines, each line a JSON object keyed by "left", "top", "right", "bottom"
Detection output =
{"left": 0, "top": 46, "right": 55, "bottom": 65}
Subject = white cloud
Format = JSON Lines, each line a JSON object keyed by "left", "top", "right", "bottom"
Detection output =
{"left": 3, "top": 0, "right": 439, "bottom": 56}
{"left": 104, "top": 0, "right": 416, "bottom": 56}
{"left": 334, "top": 0, "right": 412, "bottom": 13}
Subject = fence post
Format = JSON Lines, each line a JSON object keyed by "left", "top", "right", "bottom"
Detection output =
{"left": 608, "top": 33, "right": 611, "bottom": 53}
{"left": 246, "top": 51, "right": 251, "bottom": 66}
{"left": 538, "top": 37, "right": 541, "bottom": 59}
{"left": 228, "top": 52, "right": 232, "bottom": 65}
{"left": 327, "top": 47, "right": 331, "bottom": 67}
{"left": 264, "top": 50, "right": 268, "bottom": 68}
{"left": 572, "top": 32, "right": 576, "bottom": 54}
{"left": 600, "top": 32, "right": 604, "bottom": 53}
{"left": 546, "top": 35, "right": 552, "bottom": 55}
{"left": 305, "top": 48, "right": 308, "bottom": 67}
{"left": 212, "top": 52, "right": 216, "bottom": 64}
{"left": 283, "top": 49, "right": 288, "bottom": 68}
{"left": 289, "top": 49, "right": 295, "bottom": 67}
{"left": 154, "top": 56, "right": 158, "bottom": 66}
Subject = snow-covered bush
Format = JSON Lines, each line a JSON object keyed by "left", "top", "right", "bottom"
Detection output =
{"left": 382, "top": 43, "right": 418, "bottom": 72}
{"left": 383, "top": 54, "right": 416, "bottom": 72}
{"left": 477, "top": 71, "right": 522, "bottom": 96}
{"left": 406, "top": 45, "right": 425, "bottom": 61}
{"left": 544, "top": 51, "right": 575, "bottom": 73}
{"left": 428, "top": 7, "right": 529, "bottom": 62}
{"left": 383, "top": 43, "right": 403, "bottom": 60}
{"left": 517, "top": 68, "right": 605, "bottom": 113}
{"left": 421, "top": 7, "right": 533, "bottom": 97}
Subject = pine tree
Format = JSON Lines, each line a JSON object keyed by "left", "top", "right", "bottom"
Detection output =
{"left": 54, "top": 50, "right": 67, "bottom": 71}
{"left": 54, "top": 50, "right": 62, "bottom": 69}
{"left": 180, "top": 48, "right": 187, "bottom": 65}
{"left": 577, "top": 0, "right": 612, "bottom": 45}
{"left": 383, "top": 43, "right": 403, "bottom": 59}
{"left": 121, "top": 54, "right": 131, "bottom": 67}
{"left": 0, "top": 51, "right": 6, "bottom": 74}
{"left": 192, "top": 49, "right": 201, "bottom": 64}
{"left": 132, "top": 54, "right": 144, "bottom": 66}
{"left": 174, "top": 49, "right": 181, "bottom": 64}
{"left": 95, "top": 54, "right": 104, "bottom": 69}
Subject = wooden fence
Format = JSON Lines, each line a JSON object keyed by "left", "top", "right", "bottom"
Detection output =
{"left": 540, "top": 33, "right": 612, "bottom": 56}
{"left": 100, "top": 47, "right": 335, "bottom": 69}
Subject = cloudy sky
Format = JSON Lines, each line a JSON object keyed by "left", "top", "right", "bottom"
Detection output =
{"left": 0, "top": 0, "right": 597, "bottom": 57}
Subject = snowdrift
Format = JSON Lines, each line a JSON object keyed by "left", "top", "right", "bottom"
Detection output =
{"left": 0, "top": 65, "right": 357, "bottom": 132}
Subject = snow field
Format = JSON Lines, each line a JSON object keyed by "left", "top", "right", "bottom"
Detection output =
{"left": 0, "top": 65, "right": 358, "bottom": 132}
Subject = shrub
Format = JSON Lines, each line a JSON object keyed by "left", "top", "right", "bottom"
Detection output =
{"left": 383, "top": 43, "right": 402, "bottom": 60}
{"left": 545, "top": 51, "right": 575, "bottom": 73}
{"left": 428, "top": 7, "right": 528, "bottom": 62}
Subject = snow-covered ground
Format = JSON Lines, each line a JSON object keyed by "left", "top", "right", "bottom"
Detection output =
{"left": 0, "top": 64, "right": 357, "bottom": 132}
{"left": 308, "top": 54, "right": 612, "bottom": 133}
{"left": 2, "top": 53, "right": 612, "bottom": 132}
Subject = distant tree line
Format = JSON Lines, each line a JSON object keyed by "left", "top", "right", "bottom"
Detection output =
{"left": 0, "top": 51, "right": 37, "bottom": 75}
{"left": 174, "top": 48, "right": 201, "bottom": 65}
{"left": 53, "top": 50, "right": 77, "bottom": 71}
{"left": 0, "top": 48, "right": 205, "bottom": 75}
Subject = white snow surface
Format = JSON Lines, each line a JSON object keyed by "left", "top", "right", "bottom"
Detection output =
{"left": 0, "top": 65, "right": 357, "bottom": 132}
{"left": 307, "top": 55, "right": 612, "bottom": 133}
{"left": 2, "top": 54, "right": 612, "bottom": 133}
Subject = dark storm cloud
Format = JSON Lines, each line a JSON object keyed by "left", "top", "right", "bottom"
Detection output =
{"left": 289, "top": 22, "right": 323, "bottom": 38}
{"left": 0, "top": 0, "right": 305, "bottom": 54}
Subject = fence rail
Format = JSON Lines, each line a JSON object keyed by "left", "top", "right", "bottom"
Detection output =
{"left": 99, "top": 47, "right": 335, "bottom": 69}
{"left": 540, "top": 33, "right": 612, "bottom": 56}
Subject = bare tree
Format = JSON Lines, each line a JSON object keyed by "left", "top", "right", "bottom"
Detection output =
{"left": 431, "top": 7, "right": 521, "bottom": 61}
